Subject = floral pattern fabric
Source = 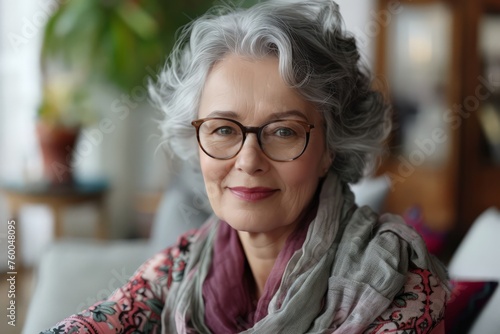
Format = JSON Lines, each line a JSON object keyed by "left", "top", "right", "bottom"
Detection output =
{"left": 41, "top": 230, "right": 447, "bottom": 334}
{"left": 365, "top": 268, "right": 447, "bottom": 334}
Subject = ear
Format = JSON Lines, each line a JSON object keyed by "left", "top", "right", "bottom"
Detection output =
{"left": 320, "top": 150, "right": 334, "bottom": 177}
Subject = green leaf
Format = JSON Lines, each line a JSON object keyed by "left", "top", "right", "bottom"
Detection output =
{"left": 39, "top": 0, "right": 259, "bottom": 123}
{"left": 116, "top": 2, "right": 158, "bottom": 39}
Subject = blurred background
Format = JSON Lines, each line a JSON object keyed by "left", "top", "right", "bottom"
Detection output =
{"left": 0, "top": 0, "right": 223, "bottom": 266}
{"left": 1, "top": 0, "right": 500, "bottom": 331}
{"left": 0, "top": 0, "right": 380, "bottom": 268}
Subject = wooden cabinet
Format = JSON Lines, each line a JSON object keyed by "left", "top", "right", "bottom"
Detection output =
{"left": 375, "top": 0, "right": 500, "bottom": 246}
{"left": 459, "top": 0, "right": 500, "bottom": 236}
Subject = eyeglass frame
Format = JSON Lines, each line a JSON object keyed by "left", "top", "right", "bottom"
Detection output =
{"left": 191, "top": 117, "right": 315, "bottom": 162}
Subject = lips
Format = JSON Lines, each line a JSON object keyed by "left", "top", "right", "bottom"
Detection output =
{"left": 228, "top": 187, "right": 279, "bottom": 202}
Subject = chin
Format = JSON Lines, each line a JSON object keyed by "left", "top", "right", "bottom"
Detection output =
{"left": 225, "top": 210, "right": 298, "bottom": 235}
{"left": 221, "top": 212, "right": 274, "bottom": 233}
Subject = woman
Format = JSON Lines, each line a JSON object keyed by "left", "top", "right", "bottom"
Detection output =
{"left": 43, "top": 0, "right": 449, "bottom": 333}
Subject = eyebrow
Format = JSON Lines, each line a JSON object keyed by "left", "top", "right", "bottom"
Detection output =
{"left": 206, "top": 110, "right": 240, "bottom": 119}
{"left": 205, "top": 110, "right": 310, "bottom": 122}
{"left": 269, "top": 110, "right": 309, "bottom": 121}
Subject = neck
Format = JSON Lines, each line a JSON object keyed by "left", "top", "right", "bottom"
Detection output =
{"left": 237, "top": 226, "right": 296, "bottom": 299}
{"left": 236, "top": 185, "right": 322, "bottom": 300}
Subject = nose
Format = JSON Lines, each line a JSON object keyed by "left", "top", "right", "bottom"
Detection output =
{"left": 234, "top": 133, "right": 270, "bottom": 175}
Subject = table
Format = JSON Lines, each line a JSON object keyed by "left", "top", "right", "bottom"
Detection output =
{"left": 1, "top": 181, "right": 109, "bottom": 240}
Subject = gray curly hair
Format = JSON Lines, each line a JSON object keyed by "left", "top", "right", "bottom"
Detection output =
{"left": 149, "top": 0, "right": 391, "bottom": 184}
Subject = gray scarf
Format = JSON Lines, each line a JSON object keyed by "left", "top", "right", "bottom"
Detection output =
{"left": 162, "top": 172, "right": 449, "bottom": 333}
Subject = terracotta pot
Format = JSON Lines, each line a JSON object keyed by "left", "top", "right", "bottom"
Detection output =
{"left": 36, "top": 122, "right": 80, "bottom": 185}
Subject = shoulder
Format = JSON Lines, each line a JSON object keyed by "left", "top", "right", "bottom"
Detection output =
{"left": 365, "top": 267, "right": 448, "bottom": 333}
{"left": 345, "top": 207, "right": 441, "bottom": 272}
{"left": 349, "top": 207, "right": 422, "bottom": 244}
{"left": 147, "top": 228, "right": 199, "bottom": 286}
{"left": 340, "top": 207, "right": 419, "bottom": 266}
{"left": 140, "top": 220, "right": 218, "bottom": 289}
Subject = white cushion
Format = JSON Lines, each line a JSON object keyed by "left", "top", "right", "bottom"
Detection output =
{"left": 447, "top": 207, "right": 500, "bottom": 334}
{"left": 350, "top": 175, "right": 390, "bottom": 213}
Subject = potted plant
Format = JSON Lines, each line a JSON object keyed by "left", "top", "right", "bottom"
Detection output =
{"left": 38, "top": 0, "right": 219, "bottom": 184}
{"left": 36, "top": 71, "right": 95, "bottom": 184}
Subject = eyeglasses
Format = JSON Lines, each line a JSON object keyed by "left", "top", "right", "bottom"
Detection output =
{"left": 191, "top": 117, "right": 315, "bottom": 162}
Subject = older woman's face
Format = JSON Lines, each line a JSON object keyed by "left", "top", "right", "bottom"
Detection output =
{"left": 197, "top": 54, "right": 331, "bottom": 234}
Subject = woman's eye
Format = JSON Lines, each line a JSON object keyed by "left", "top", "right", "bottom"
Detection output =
{"left": 214, "top": 126, "right": 235, "bottom": 136}
{"left": 274, "top": 127, "right": 295, "bottom": 137}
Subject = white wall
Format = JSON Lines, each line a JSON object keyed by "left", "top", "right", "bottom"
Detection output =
{"left": 0, "top": 0, "right": 43, "bottom": 183}
{"left": 336, "top": 0, "right": 377, "bottom": 69}
{"left": 0, "top": 0, "right": 46, "bottom": 268}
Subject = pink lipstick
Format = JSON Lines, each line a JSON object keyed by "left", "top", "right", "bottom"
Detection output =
{"left": 229, "top": 187, "right": 278, "bottom": 202}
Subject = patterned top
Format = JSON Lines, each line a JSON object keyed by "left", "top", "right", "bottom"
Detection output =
{"left": 41, "top": 230, "right": 447, "bottom": 334}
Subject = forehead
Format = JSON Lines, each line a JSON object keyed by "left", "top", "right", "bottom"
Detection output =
{"left": 198, "top": 54, "right": 321, "bottom": 123}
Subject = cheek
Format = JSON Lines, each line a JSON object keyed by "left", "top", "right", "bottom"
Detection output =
{"left": 278, "top": 142, "right": 327, "bottom": 203}
{"left": 280, "top": 163, "right": 321, "bottom": 196}
{"left": 199, "top": 154, "right": 229, "bottom": 199}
